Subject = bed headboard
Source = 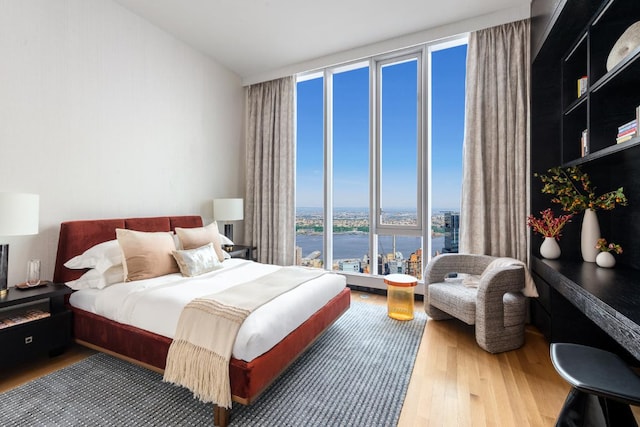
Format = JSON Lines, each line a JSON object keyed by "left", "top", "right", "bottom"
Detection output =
{"left": 53, "top": 215, "right": 203, "bottom": 283}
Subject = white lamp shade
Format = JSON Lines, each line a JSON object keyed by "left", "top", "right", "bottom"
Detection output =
{"left": 213, "top": 198, "right": 244, "bottom": 221}
{"left": 0, "top": 193, "right": 39, "bottom": 236}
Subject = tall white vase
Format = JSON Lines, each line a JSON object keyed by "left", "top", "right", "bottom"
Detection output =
{"left": 581, "top": 209, "right": 600, "bottom": 262}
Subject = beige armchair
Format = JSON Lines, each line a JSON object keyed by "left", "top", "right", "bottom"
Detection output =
{"left": 423, "top": 253, "right": 527, "bottom": 353}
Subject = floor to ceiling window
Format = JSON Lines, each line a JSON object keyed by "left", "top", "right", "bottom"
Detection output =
{"left": 296, "top": 37, "right": 467, "bottom": 289}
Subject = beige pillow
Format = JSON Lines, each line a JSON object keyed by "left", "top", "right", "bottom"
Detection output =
{"left": 116, "top": 229, "right": 179, "bottom": 282}
{"left": 175, "top": 222, "right": 225, "bottom": 262}
{"left": 172, "top": 243, "right": 223, "bottom": 277}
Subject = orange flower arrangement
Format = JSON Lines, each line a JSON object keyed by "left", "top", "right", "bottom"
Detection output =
{"left": 527, "top": 208, "right": 573, "bottom": 239}
{"left": 595, "top": 238, "right": 623, "bottom": 254}
{"left": 535, "top": 166, "right": 627, "bottom": 213}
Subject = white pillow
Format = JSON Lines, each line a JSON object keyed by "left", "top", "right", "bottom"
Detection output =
{"left": 64, "top": 240, "right": 122, "bottom": 273}
{"left": 172, "top": 243, "right": 223, "bottom": 277}
{"left": 220, "top": 234, "right": 234, "bottom": 246}
{"left": 65, "top": 265, "right": 124, "bottom": 290}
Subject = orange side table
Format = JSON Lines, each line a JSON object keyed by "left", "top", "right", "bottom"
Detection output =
{"left": 384, "top": 274, "right": 417, "bottom": 320}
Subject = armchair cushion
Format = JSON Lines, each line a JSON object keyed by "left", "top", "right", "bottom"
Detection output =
{"left": 428, "top": 282, "right": 477, "bottom": 324}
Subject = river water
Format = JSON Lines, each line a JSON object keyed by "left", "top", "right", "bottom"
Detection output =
{"left": 296, "top": 233, "right": 445, "bottom": 260}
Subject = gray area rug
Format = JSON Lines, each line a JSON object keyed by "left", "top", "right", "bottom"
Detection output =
{"left": 0, "top": 300, "right": 426, "bottom": 426}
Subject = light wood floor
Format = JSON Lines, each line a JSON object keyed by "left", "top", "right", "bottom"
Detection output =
{"left": 355, "top": 291, "right": 569, "bottom": 426}
{"left": 1, "top": 290, "right": 637, "bottom": 426}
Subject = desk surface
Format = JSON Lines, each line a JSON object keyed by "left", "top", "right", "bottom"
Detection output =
{"left": 533, "top": 257, "right": 640, "bottom": 361}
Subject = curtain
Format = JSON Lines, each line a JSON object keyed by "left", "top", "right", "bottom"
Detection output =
{"left": 244, "top": 76, "right": 296, "bottom": 265}
{"left": 459, "top": 19, "right": 530, "bottom": 262}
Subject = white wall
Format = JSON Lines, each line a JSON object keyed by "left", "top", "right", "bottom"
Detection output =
{"left": 243, "top": 4, "right": 530, "bottom": 85}
{"left": 0, "top": 0, "right": 245, "bottom": 285}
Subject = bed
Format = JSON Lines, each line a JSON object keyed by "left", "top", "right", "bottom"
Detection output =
{"left": 52, "top": 215, "right": 351, "bottom": 426}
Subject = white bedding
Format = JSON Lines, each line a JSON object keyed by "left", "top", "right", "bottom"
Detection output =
{"left": 69, "top": 259, "right": 346, "bottom": 362}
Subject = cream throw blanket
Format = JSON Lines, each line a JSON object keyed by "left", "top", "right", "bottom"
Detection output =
{"left": 163, "top": 266, "right": 327, "bottom": 408}
{"left": 461, "top": 257, "right": 538, "bottom": 297}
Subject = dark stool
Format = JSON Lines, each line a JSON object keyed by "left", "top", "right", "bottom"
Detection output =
{"left": 550, "top": 343, "right": 640, "bottom": 427}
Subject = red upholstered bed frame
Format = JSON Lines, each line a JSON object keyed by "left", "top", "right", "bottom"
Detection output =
{"left": 53, "top": 215, "right": 351, "bottom": 426}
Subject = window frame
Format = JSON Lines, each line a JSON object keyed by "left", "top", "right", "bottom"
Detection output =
{"left": 295, "top": 35, "right": 468, "bottom": 292}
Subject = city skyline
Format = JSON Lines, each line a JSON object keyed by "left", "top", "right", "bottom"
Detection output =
{"left": 295, "top": 208, "right": 460, "bottom": 278}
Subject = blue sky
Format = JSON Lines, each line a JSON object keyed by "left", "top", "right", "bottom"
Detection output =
{"left": 296, "top": 44, "right": 467, "bottom": 211}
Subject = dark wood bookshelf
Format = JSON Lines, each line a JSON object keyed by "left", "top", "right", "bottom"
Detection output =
{"left": 531, "top": 0, "right": 640, "bottom": 362}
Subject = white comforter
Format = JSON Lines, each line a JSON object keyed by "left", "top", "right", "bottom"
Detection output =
{"left": 68, "top": 259, "right": 346, "bottom": 362}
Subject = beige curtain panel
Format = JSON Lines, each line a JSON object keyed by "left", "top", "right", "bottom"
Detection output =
{"left": 460, "top": 19, "right": 531, "bottom": 262}
{"left": 245, "top": 76, "right": 296, "bottom": 265}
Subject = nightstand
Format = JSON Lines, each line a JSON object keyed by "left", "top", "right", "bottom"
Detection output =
{"left": 0, "top": 282, "right": 72, "bottom": 365}
{"left": 226, "top": 245, "right": 257, "bottom": 261}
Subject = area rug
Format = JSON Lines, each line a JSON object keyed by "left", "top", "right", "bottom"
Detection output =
{"left": 0, "top": 301, "right": 426, "bottom": 426}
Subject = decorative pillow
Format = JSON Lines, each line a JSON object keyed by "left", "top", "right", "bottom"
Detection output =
{"left": 174, "top": 222, "right": 225, "bottom": 262}
{"left": 116, "top": 229, "right": 179, "bottom": 282}
{"left": 172, "top": 243, "right": 223, "bottom": 277}
{"left": 65, "top": 265, "right": 125, "bottom": 290}
{"left": 607, "top": 21, "right": 640, "bottom": 71}
{"left": 64, "top": 239, "right": 122, "bottom": 273}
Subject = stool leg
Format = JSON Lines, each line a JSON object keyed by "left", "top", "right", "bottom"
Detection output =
{"left": 556, "top": 388, "right": 606, "bottom": 427}
{"left": 601, "top": 397, "right": 638, "bottom": 427}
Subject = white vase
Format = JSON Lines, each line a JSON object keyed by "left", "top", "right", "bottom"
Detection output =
{"left": 596, "top": 251, "right": 616, "bottom": 268}
{"left": 580, "top": 209, "right": 600, "bottom": 262}
{"left": 540, "top": 237, "right": 561, "bottom": 259}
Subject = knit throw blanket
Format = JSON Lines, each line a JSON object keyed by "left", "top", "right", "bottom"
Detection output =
{"left": 163, "top": 266, "right": 327, "bottom": 408}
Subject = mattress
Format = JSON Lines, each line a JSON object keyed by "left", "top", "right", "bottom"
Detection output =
{"left": 69, "top": 258, "right": 346, "bottom": 362}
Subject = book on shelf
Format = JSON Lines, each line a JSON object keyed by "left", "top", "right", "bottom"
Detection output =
{"left": 617, "top": 117, "right": 638, "bottom": 144}
{"left": 577, "top": 76, "right": 588, "bottom": 98}
{"left": 0, "top": 309, "right": 50, "bottom": 329}
{"left": 617, "top": 135, "right": 637, "bottom": 144}
{"left": 617, "top": 132, "right": 637, "bottom": 144}
{"left": 618, "top": 119, "right": 637, "bottom": 133}
{"left": 581, "top": 129, "right": 589, "bottom": 156}
{"left": 618, "top": 127, "right": 637, "bottom": 138}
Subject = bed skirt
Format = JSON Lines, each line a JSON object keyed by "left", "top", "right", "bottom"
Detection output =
{"left": 70, "top": 287, "right": 351, "bottom": 403}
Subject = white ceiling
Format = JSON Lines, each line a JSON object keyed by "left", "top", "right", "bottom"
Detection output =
{"left": 114, "top": 0, "right": 531, "bottom": 83}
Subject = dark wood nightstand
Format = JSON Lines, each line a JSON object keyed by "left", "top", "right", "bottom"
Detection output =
{"left": 0, "top": 282, "right": 72, "bottom": 365}
{"left": 225, "top": 245, "right": 257, "bottom": 261}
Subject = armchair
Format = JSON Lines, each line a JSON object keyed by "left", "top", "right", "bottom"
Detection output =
{"left": 424, "top": 253, "right": 527, "bottom": 353}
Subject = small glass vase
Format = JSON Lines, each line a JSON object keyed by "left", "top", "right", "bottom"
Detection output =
{"left": 540, "top": 237, "right": 561, "bottom": 260}
{"left": 27, "top": 259, "right": 41, "bottom": 287}
{"left": 596, "top": 251, "right": 616, "bottom": 268}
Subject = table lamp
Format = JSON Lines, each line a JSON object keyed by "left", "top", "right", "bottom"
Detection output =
{"left": 213, "top": 198, "right": 243, "bottom": 242}
{"left": 0, "top": 193, "right": 39, "bottom": 296}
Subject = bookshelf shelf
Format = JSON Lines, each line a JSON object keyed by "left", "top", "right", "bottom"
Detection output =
{"left": 562, "top": 135, "right": 640, "bottom": 167}
{"left": 560, "top": 0, "right": 640, "bottom": 165}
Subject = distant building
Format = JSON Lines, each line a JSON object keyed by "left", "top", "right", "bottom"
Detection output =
{"left": 443, "top": 211, "right": 460, "bottom": 253}
{"left": 388, "top": 259, "right": 404, "bottom": 274}
{"left": 295, "top": 246, "right": 302, "bottom": 266}
{"left": 407, "top": 249, "right": 422, "bottom": 279}
{"left": 338, "top": 259, "right": 361, "bottom": 272}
